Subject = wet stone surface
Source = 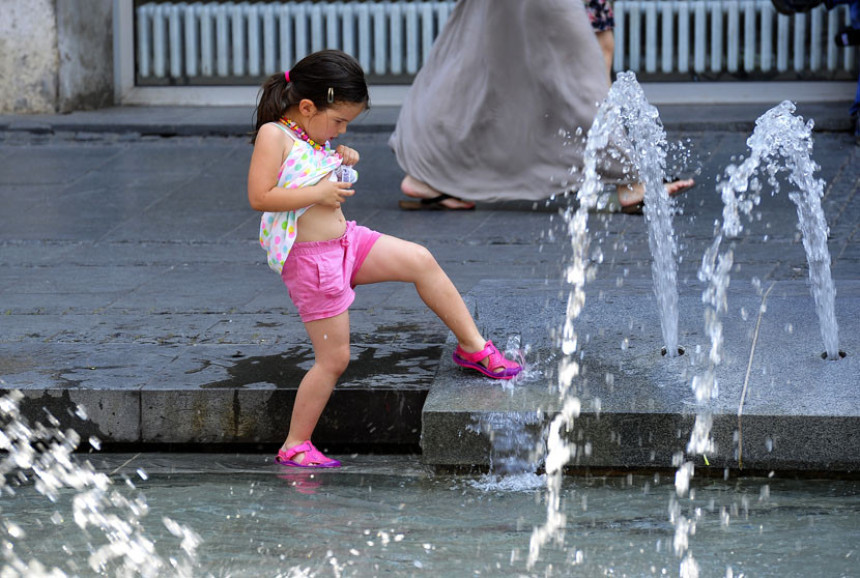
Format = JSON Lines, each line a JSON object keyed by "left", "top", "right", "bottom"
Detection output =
{"left": 0, "top": 116, "right": 858, "bottom": 464}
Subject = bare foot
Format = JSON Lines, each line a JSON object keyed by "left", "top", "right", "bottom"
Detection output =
{"left": 401, "top": 175, "right": 475, "bottom": 210}
{"left": 665, "top": 178, "right": 695, "bottom": 196}
{"left": 617, "top": 178, "right": 696, "bottom": 208}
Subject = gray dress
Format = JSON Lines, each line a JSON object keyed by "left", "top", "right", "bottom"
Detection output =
{"left": 388, "top": 0, "right": 631, "bottom": 202}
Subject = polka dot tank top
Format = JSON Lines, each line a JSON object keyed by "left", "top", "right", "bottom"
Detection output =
{"left": 259, "top": 124, "right": 342, "bottom": 273}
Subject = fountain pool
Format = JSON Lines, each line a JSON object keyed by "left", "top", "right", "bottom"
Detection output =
{"left": 2, "top": 453, "right": 858, "bottom": 577}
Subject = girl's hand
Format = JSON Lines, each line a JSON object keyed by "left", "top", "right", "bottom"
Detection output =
{"left": 316, "top": 177, "right": 355, "bottom": 208}
{"left": 335, "top": 145, "right": 360, "bottom": 166}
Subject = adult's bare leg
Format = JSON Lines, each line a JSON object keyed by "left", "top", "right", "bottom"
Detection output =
{"left": 595, "top": 29, "right": 615, "bottom": 85}
{"left": 617, "top": 178, "right": 696, "bottom": 211}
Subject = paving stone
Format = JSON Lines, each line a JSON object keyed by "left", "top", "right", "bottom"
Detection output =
{"left": 422, "top": 279, "right": 860, "bottom": 471}
{"left": 0, "top": 107, "right": 857, "bottom": 471}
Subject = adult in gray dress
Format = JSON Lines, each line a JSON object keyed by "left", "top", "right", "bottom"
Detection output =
{"left": 389, "top": 0, "right": 693, "bottom": 211}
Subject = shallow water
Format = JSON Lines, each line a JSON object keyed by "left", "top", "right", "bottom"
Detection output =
{"left": 2, "top": 455, "right": 857, "bottom": 577}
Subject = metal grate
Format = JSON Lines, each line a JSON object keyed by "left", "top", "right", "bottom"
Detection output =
{"left": 135, "top": 1, "right": 455, "bottom": 83}
{"left": 614, "top": 0, "right": 855, "bottom": 76}
{"left": 135, "top": 0, "right": 855, "bottom": 85}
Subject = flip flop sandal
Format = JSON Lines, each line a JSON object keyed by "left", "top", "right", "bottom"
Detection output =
{"left": 620, "top": 201, "right": 645, "bottom": 215}
{"left": 452, "top": 340, "right": 522, "bottom": 380}
{"left": 275, "top": 441, "right": 341, "bottom": 468}
{"left": 398, "top": 193, "right": 476, "bottom": 211}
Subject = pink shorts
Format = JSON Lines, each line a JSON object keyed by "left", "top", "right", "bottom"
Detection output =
{"left": 281, "top": 221, "right": 382, "bottom": 322}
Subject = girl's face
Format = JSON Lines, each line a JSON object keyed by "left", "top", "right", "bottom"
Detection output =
{"left": 303, "top": 101, "right": 366, "bottom": 143}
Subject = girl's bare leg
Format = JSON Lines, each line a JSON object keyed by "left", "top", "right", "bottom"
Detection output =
{"left": 281, "top": 311, "right": 351, "bottom": 459}
{"left": 353, "top": 235, "right": 507, "bottom": 371}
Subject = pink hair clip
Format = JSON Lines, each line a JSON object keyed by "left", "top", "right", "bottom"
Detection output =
{"left": 284, "top": 70, "right": 290, "bottom": 83}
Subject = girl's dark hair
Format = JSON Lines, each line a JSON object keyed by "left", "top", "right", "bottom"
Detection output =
{"left": 252, "top": 49, "right": 369, "bottom": 140}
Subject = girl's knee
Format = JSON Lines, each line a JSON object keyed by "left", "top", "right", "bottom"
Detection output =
{"left": 407, "top": 246, "right": 446, "bottom": 285}
{"left": 317, "top": 345, "right": 351, "bottom": 377}
{"left": 411, "top": 244, "right": 439, "bottom": 272}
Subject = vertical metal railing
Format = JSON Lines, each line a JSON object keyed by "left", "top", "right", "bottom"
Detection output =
{"left": 135, "top": 1, "right": 855, "bottom": 84}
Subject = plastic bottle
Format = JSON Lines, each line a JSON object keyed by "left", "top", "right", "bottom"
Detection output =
{"left": 334, "top": 165, "right": 358, "bottom": 183}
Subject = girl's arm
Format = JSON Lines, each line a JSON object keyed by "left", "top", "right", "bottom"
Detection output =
{"left": 247, "top": 124, "right": 354, "bottom": 212}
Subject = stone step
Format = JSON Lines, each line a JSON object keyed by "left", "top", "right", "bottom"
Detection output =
{"left": 1, "top": 333, "right": 441, "bottom": 451}
{"left": 421, "top": 278, "right": 860, "bottom": 472}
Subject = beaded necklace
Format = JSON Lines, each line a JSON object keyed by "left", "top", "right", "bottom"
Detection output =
{"left": 279, "top": 118, "right": 330, "bottom": 152}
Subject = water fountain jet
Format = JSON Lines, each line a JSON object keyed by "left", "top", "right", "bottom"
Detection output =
{"left": 529, "top": 70, "right": 689, "bottom": 568}
{"left": 718, "top": 100, "right": 840, "bottom": 359}
{"left": 0, "top": 389, "right": 201, "bottom": 578}
{"left": 670, "top": 100, "right": 845, "bottom": 575}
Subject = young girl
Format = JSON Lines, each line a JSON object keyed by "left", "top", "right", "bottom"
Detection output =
{"left": 248, "top": 50, "right": 522, "bottom": 468}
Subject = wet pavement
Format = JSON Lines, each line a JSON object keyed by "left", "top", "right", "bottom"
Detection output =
{"left": 0, "top": 99, "right": 858, "bottom": 472}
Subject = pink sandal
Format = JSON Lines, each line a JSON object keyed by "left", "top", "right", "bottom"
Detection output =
{"left": 452, "top": 340, "right": 522, "bottom": 380}
{"left": 275, "top": 441, "right": 341, "bottom": 468}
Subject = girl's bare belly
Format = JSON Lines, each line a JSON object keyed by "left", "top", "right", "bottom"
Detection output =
{"left": 295, "top": 204, "right": 347, "bottom": 242}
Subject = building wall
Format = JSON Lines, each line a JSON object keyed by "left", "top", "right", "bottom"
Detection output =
{"left": 57, "top": 0, "right": 114, "bottom": 111}
{"left": 0, "top": 0, "right": 58, "bottom": 113}
{"left": 0, "top": 0, "right": 113, "bottom": 114}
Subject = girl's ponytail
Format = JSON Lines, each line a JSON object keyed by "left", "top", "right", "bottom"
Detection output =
{"left": 252, "top": 73, "right": 294, "bottom": 140}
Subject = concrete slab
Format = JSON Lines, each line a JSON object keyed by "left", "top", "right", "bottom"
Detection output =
{"left": 422, "top": 279, "right": 860, "bottom": 472}
{"left": 5, "top": 388, "right": 142, "bottom": 443}
{"left": 1, "top": 118, "right": 857, "bottom": 472}
{"left": 0, "top": 340, "right": 433, "bottom": 448}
